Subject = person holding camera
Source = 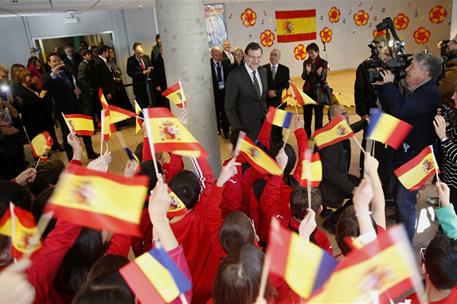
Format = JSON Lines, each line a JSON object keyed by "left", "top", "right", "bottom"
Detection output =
{"left": 439, "top": 35, "right": 457, "bottom": 105}
{"left": 376, "top": 52, "right": 442, "bottom": 240}
{"left": 301, "top": 43, "right": 328, "bottom": 138}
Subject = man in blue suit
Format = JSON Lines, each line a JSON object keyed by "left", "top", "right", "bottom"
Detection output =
{"left": 376, "top": 52, "right": 442, "bottom": 240}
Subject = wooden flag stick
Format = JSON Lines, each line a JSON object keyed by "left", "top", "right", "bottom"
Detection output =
{"left": 100, "top": 110, "right": 105, "bottom": 155}
{"left": 179, "top": 294, "right": 189, "bottom": 304}
{"left": 18, "top": 114, "right": 31, "bottom": 144}
{"left": 22, "top": 211, "right": 53, "bottom": 260}
{"left": 429, "top": 145, "right": 441, "bottom": 184}
{"left": 282, "top": 128, "right": 292, "bottom": 149}
{"left": 143, "top": 109, "right": 160, "bottom": 177}
{"left": 256, "top": 244, "right": 272, "bottom": 303}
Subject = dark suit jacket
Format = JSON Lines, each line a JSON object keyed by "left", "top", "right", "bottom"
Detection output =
{"left": 62, "top": 54, "right": 81, "bottom": 76}
{"left": 377, "top": 79, "right": 440, "bottom": 167}
{"left": 225, "top": 64, "right": 268, "bottom": 139}
{"left": 222, "top": 50, "right": 233, "bottom": 65}
{"left": 93, "top": 56, "right": 116, "bottom": 97}
{"left": 263, "top": 63, "right": 290, "bottom": 107}
{"left": 77, "top": 60, "right": 98, "bottom": 95}
{"left": 42, "top": 71, "right": 79, "bottom": 114}
{"left": 210, "top": 59, "right": 229, "bottom": 98}
{"left": 354, "top": 61, "right": 378, "bottom": 117}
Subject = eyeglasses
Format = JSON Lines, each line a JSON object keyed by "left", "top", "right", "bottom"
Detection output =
{"left": 246, "top": 54, "right": 262, "bottom": 61}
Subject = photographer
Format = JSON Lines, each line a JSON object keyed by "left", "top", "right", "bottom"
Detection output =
{"left": 439, "top": 35, "right": 457, "bottom": 105}
{"left": 376, "top": 52, "right": 442, "bottom": 240}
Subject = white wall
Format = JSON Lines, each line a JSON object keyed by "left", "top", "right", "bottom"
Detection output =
{"left": 225, "top": 0, "right": 452, "bottom": 77}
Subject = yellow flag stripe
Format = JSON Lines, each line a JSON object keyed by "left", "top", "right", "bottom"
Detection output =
{"left": 276, "top": 17, "right": 317, "bottom": 36}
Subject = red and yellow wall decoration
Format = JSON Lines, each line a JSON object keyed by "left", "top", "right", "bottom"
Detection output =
{"left": 413, "top": 27, "right": 431, "bottom": 44}
{"left": 320, "top": 27, "right": 332, "bottom": 43}
{"left": 241, "top": 8, "right": 257, "bottom": 27}
{"left": 394, "top": 13, "right": 409, "bottom": 30}
{"left": 260, "top": 29, "right": 275, "bottom": 47}
{"left": 328, "top": 7, "right": 341, "bottom": 23}
{"left": 294, "top": 44, "right": 307, "bottom": 60}
{"left": 373, "top": 29, "right": 387, "bottom": 38}
{"left": 354, "top": 10, "right": 369, "bottom": 26}
{"left": 429, "top": 5, "right": 447, "bottom": 24}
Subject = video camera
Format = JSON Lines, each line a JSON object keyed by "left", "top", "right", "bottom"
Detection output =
{"left": 365, "top": 17, "right": 412, "bottom": 83}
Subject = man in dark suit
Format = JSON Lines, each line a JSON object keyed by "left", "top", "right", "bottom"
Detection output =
{"left": 43, "top": 52, "right": 97, "bottom": 160}
{"left": 77, "top": 49, "right": 99, "bottom": 122}
{"left": 127, "top": 42, "right": 157, "bottom": 109}
{"left": 210, "top": 46, "right": 230, "bottom": 138}
{"left": 376, "top": 52, "right": 442, "bottom": 240}
{"left": 222, "top": 40, "right": 235, "bottom": 65}
{"left": 93, "top": 45, "right": 117, "bottom": 106}
{"left": 263, "top": 48, "right": 290, "bottom": 143}
{"left": 62, "top": 45, "right": 82, "bottom": 76}
{"left": 225, "top": 42, "right": 268, "bottom": 139}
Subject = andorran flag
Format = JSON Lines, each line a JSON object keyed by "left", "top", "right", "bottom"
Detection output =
{"left": 31, "top": 131, "right": 53, "bottom": 158}
{"left": 367, "top": 109, "right": 412, "bottom": 150}
{"left": 308, "top": 225, "right": 423, "bottom": 303}
{"left": 143, "top": 107, "right": 207, "bottom": 158}
{"left": 300, "top": 152, "right": 322, "bottom": 187}
{"left": 276, "top": 10, "right": 317, "bottom": 43}
{"left": 162, "top": 81, "right": 187, "bottom": 108}
{"left": 289, "top": 81, "right": 318, "bottom": 106}
{"left": 394, "top": 145, "right": 438, "bottom": 191}
{"left": 45, "top": 164, "right": 149, "bottom": 236}
{"left": 134, "top": 100, "right": 143, "bottom": 134}
{"left": 98, "top": 88, "right": 110, "bottom": 113}
{"left": 168, "top": 189, "right": 187, "bottom": 218}
{"left": 0, "top": 204, "right": 41, "bottom": 259}
{"left": 63, "top": 114, "right": 94, "bottom": 136}
{"left": 267, "top": 219, "right": 338, "bottom": 298}
{"left": 120, "top": 246, "right": 192, "bottom": 304}
{"left": 313, "top": 116, "right": 354, "bottom": 149}
{"left": 109, "top": 105, "right": 136, "bottom": 125}
{"left": 266, "top": 107, "right": 293, "bottom": 129}
{"left": 236, "top": 132, "right": 283, "bottom": 176}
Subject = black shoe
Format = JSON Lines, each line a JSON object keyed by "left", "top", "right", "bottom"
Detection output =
{"left": 87, "top": 152, "right": 100, "bottom": 160}
{"left": 322, "top": 218, "right": 336, "bottom": 234}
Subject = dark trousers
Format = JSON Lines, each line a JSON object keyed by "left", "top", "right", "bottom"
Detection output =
{"left": 395, "top": 179, "right": 417, "bottom": 241}
{"left": 215, "top": 88, "right": 229, "bottom": 136}
{"left": 450, "top": 186, "right": 457, "bottom": 214}
{"left": 134, "top": 81, "right": 155, "bottom": 109}
{"left": 0, "top": 134, "right": 26, "bottom": 180}
{"left": 303, "top": 104, "right": 323, "bottom": 138}
{"left": 57, "top": 114, "right": 95, "bottom": 160}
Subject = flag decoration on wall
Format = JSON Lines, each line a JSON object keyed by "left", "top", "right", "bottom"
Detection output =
{"left": 0, "top": 204, "right": 41, "bottom": 258}
{"left": 312, "top": 116, "right": 354, "bottom": 149}
{"left": 31, "top": 131, "right": 53, "bottom": 159}
{"left": 267, "top": 219, "right": 338, "bottom": 298}
{"left": 162, "top": 82, "right": 187, "bottom": 108}
{"left": 62, "top": 114, "right": 94, "bottom": 136}
{"left": 120, "top": 246, "right": 191, "bottom": 303}
{"left": 266, "top": 107, "right": 293, "bottom": 129}
{"left": 300, "top": 152, "right": 323, "bottom": 187}
{"left": 394, "top": 145, "right": 438, "bottom": 191}
{"left": 143, "top": 107, "right": 207, "bottom": 158}
{"left": 236, "top": 132, "right": 283, "bottom": 176}
{"left": 275, "top": 9, "right": 317, "bottom": 43}
{"left": 46, "top": 164, "right": 149, "bottom": 236}
{"left": 366, "top": 109, "right": 412, "bottom": 150}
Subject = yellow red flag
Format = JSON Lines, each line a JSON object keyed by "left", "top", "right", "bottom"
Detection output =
{"left": 134, "top": 100, "right": 143, "bottom": 134}
{"left": 276, "top": 10, "right": 317, "bottom": 43}
{"left": 98, "top": 88, "right": 110, "bottom": 113}
{"left": 162, "top": 81, "right": 187, "bottom": 108}
{"left": 63, "top": 114, "right": 94, "bottom": 136}
{"left": 109, "top": 105, "right": 136, "bottom": 125}
{"left": 312, "top": 116, "right": 354, "bottom": 149}
{"left": 289, "top": 81, "right": 318, "bottom": 106}
{"left": 31, "top": 131, "right": 53, "bottom": 159}
{"left": 300, "top": 152, "right": 322, "bottom": 187}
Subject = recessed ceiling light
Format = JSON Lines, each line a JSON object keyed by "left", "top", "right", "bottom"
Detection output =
{"left": 138, "top": 5, "right": 143, "bottom": 9}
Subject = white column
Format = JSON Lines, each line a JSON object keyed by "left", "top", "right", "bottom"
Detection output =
{"left": 451, "top": 0, "right": 457, "bottom": 38}
{"left": 156, "top": 0, "right": 221, "bottom": 173}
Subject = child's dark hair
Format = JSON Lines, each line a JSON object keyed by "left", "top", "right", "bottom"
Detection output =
{"left": 30, "top": 160, "right": 65, "bottom": 194}
{"left": 138, "top": 160, "right": 162, "bottom": 192}
{"left": 168, "top": 170, "right": 201, "bottom": 210}
{"left": 306, "top": 42, "right": 319, "bottom": 53}
{"left": 219, "top": 211, "right": 255, "bottom": 253}
{"left": 269, "top": 143, "right": 296, "bottom": 176}
{"left": 289, "top": 186, "right": 322, "bottom": 221}
{"left": 424, "top": 234, "right": 457, "bottom": 290}
{"left": 87, "top": 255, "right": 129, "bottom": 282}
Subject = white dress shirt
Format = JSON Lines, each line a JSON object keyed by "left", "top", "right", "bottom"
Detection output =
{"left": 245, "top": 63, "right": 262, "bottom": 96}
{"left": 224, "top": 50, "right": 234, "bottom": 64}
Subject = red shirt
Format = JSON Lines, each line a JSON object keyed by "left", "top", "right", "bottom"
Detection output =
{"left": 220, "top": 155, "right": 245, "bottom": 219}
{"left": 142, "top": 137, "right": 184, "bottom": 181}
{"left": 407, "top": 288, "right": 457, "bottom": 304}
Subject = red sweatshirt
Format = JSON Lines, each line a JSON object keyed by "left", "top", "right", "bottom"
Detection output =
{"left": 142, "top": 137, "right": 184, "bottom": 181}
{"left": 220, "top": 155, "right": 246, "bottom": 219}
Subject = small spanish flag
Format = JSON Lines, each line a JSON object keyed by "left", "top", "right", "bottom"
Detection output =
{"left": 162, "top": 81, "right": 187, "bottom": 108}
{"left": 31, "top": 131, "right": 53, "bottom": 158}
{"left": 267, "top": 219, "right": 338, "bottom": 298}
{"left": 289, "top": 81, "right": 318, "bottom": 106}
{"left": 120, "top": 246, "right": 192, "bottom": 303}
{"left": 168, "top": 189, "right": 188, "bottom": 218}
{"left": 394, "top": 145, "right": 438, "bottom": 191}
{"left": 134, "top": 100, "right": 143, "bottom": 134}
{"left": 63, "top": 114, "right": 94, "bottom": 136}
{"left": 0, "top": 204, "right": 41, "bottom": 259}
{"left": 101, "top": 110, "right": 111, "bottom": 141}
{"left": 109, "top": 105, "right": 136, "bottom": 125}
{"left": 143, "top": 107, "right": 207, "bottom": 158}
{"left": 300, "top": 152, "right": 322, "bottom": 187}
{"left": 266, "top": 107, "right": 293, "bottom": 129}
{"left": 281, "top": 87, "right": 294, "bottom": 105}
{"left": 309, "top": 225, "right": 422, "bottom": 303}
{"left": 45, "top": 164, "right": 149, "bottom": 236}
{"left": 313, "top": 116, "right": 354, "bottom": 149}
{"left": 237, "top": 132, "right": 283, "bottom": 176}
{"left": 98, "top": 88, "right": 110, "bottom": 113}
{"left": 276, "top": 10, "right": 317, "bottom": 43}
{"left": 367, "top": 109, "right": 412, "bottom": 150}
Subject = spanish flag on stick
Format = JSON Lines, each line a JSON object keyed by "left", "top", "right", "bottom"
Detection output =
{"left": 109, "top": 105, "right": 136, "bottom": 124}
{"left": 394, "top": 145, "right": 438, "bottom": 191}
{"left": 162, "top": 81, "right": 187, "bottom": 108}
{"left": 45, "top": 164, "right": 149, "bottom": 236}
{"left": 309, "top": 225, "right": 424, "bottom": 303}
{"left": 236, "top": 132, "right": 283, "bottom": 176}
{"left": 313, "top": 116, "right": 354, "bottom": 149}
{"left": 367, "top": 109, "right": 412, "bottom": 150}
{"left": 281, "top": 87, "right": 294, "bottom": 106}
{"left": 62, "top": 114, "right": 94, "bottom": 136}
{"left": 98, "top": 88, "right": 110, "bottom": 113}
{"left": 143, "top": 107, "right": 207, "bottom": 158}
{"left": 31, "top": 131, "right": 53, "bottom": 159}
{"left": 134, "top": 100, "right": 144, "bottom": 134}
{"left": 276, "top": 9, "right": 316, "bottom": 43}
{"left": 168, "top": 188, "right": 188, "bottom": 218}
{"left": 120, "top": 246, "right": 192, "bottom": 304}
{"left": 0, "top": 203, "right": 41, "bottom": 259}
{"left": 266, "top": 107, "right": 293, "bottom": 129}
{"left": 300, "top": 152, "right": 322, "bottom": 187}
{"left": 289, "top": 81, "right": 318, "bottom": 106}
{"left": 267, "top": 219, "right": 338, "bottom": 299}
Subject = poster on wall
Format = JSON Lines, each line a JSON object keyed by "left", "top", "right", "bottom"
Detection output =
{"left": 205, "top": 4, "right": 228, "bottom": 48}
{"left": 275, "top": 10, "right": 316, "bottom": 43}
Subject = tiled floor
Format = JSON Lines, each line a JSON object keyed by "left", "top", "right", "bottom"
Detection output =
{"left": 39, "top": 69, "right": 437, "bottom": 259}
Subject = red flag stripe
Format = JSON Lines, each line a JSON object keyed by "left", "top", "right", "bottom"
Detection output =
{"left": 120, "top": 261, "right": 165, "bottom": 303}
{"left": 278, "top": 33, "right": 317, "bottom": 43}
{"left": 66, "top": 164, "right": 149, "bottom": 186}
{"left": 109, "top": 105, "right": 136, "bottom": 117}
{"left": 393, "top": 147, "right": 433, "bottom": 177}
{"left": 275, "top": 9, "right": 316, "bottom": 19}
{"left": 63, "top": 114, "right": 93, "bottom": 120}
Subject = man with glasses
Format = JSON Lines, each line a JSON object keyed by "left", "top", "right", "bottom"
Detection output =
{"left": 439, "top": 35, "right": 457, "bottom": 105}
{"left": 225, "top": 42, "right": 267, "bottom": 139}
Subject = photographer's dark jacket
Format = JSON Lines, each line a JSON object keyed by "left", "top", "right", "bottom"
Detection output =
{"left": 439, "top": 58, "right": 457, "bottom": 105}
{"left": 376, "top": 79, "right": 440, "bottom": 167}
{"left": 354, "top": 61, "right": 378, "bottom": 116}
